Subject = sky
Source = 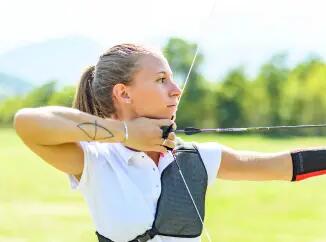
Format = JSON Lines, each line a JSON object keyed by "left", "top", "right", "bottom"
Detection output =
{"left": 1, "top": 0, "right": 326, "bottom": 80}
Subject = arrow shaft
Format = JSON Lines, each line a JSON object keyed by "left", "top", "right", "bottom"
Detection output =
{"left": 176, "top": 124, "right": 326, "bottom": 135}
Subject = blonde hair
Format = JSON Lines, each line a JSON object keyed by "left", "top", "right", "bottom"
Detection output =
{"left": 73, "top": 43, "right": 157, "bottom": 117}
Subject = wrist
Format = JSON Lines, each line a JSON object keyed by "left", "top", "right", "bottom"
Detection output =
{"left": 121, "top": 120, "right": 128, "bottom": 143}
{"left": 112, "top": 120, "right": 126, "bottom": 143}
{"left": 113, "top": 120, "right": 128, "bottom": 143}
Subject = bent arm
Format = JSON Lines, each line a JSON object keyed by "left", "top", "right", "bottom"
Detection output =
{"left": 14, "top": 106, "right": 174, "bottom": 176}
{"left": 218, "top": 145, "right": 293, "bottom": 181}
{"left": 14, "top": 106, "right": 125, "bottom": 176}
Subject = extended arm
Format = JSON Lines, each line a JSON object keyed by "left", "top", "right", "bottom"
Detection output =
{"left": 218, "top": 145, "right": 326, "bottom": 182}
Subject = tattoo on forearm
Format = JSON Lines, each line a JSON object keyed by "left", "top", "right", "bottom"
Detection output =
{"left": 77, "top": 120, "right": 114, "bottom": 140}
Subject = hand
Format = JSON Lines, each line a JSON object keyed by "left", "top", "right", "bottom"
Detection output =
{"left": 123, "top": 117, "right": 177, "bottom": 153}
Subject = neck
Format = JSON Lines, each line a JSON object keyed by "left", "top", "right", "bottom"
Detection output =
{"left": 146, "top": 151, "right": 160, "bottom": 166}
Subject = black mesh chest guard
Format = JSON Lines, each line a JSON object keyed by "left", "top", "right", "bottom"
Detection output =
{"left": 96, "top": 141, "right": 208, "bottom": 242}
{"left": 152, "top": 142, "right": 208, "bottom": 237}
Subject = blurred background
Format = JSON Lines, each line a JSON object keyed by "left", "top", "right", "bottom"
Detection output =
{"left": 1, "top": 0, "right": 326, "bottom": 241}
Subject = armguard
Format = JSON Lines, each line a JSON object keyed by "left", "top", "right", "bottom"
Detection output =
{"left": 291, "top": 149, "right": 326, "bottom": 181}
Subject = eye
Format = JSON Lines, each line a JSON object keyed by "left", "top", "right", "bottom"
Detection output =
{"left": 157, "top": 77, "right": 166, "bottom": 84}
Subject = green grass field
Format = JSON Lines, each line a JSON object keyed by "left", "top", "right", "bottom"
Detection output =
{"left": 1, "top": 128, "right": 326, "bottom": 242}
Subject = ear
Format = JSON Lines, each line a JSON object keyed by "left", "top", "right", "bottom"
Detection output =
{"left": 112, "top": 83, "right": 132, "bottom": 104}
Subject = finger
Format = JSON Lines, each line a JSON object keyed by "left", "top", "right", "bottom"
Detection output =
{"left": 155, "top": 119, "right": 174, "bottom": 127}
{"left": 167, "top": 132, "right": 176, "bottom": 141}
{"left": 152, "top": 145, "right": 167, "bottom": 153}
{"left": 159, "top": 139, "right": 175, "bottom": 149}
{"left": 159, "top": 138, "right": 168, "bottom": 145}
{"left": 172, "top": 122, "right": 177, "bottom": 130}
{"left": 153, "top": 127, "right": 166, "bottom": 140}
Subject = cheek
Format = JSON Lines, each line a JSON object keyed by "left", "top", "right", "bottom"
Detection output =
{"left": 132, "top": 86, "right": 166, "bottom": 110}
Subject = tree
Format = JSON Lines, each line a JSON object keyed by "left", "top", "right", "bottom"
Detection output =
{"left": 252, "top": 53, "right": 289, "bottom": 127}
{"left": 48, "top": 86, "right": 76, "bottom": 107}
{"left": 24, "top": 81, "right": 57, "bottom": 107}
{"left": 214, "top": 67, "right": 249, "bottom": 128}
{"left": 280, "top": 58, "right": 326, "bottom": 135}
{"left": 0, "top": 81, "right": 65, "bottom": 126}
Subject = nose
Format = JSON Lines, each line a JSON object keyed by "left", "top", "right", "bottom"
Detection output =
{"left": 169, "top": 80, "right": 182, "bottom": 98}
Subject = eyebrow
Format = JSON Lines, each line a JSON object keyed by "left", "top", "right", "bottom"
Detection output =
{"left": 156, "top": 71, "right": 173, "bottom": 76}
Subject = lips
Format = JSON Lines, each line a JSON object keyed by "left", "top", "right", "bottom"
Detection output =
{"left": 167, "top": 105, "right": 178, "bottom": 112}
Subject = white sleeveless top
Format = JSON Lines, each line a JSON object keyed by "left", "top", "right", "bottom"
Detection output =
{"left": 68, "top": 141, "right": 222, "bottom": 242}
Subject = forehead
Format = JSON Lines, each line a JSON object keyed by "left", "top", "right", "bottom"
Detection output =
{"left": 136, "top": 54, "right": 172, "bottom": 76}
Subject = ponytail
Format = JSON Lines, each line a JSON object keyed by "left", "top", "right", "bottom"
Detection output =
{"left": 73, "top": 66, "right": 104, "bottom": 117}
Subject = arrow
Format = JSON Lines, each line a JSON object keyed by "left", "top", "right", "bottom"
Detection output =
{"left": 176, "top": 124, "right": 326, "bottom": 135}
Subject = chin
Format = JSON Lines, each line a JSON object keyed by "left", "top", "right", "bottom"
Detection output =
{"left": 137, "top": 109, "right": 176, "bottom": 120}
{"left": 143, "top": 113, "right": 176, "bottom": 120}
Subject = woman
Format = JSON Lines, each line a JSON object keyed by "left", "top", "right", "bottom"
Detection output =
{"left": 14, "top": 44, "right": 326, "bottom": 242}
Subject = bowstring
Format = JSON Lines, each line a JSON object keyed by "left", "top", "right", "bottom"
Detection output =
{"left": 173, "top": 1, "right": 217, "bottom": 241}
{"left": 178, "top": 0, "right": 217, "bottom": 103}
{"left": 172, "top": 153, "right": 212, "bottom": 242}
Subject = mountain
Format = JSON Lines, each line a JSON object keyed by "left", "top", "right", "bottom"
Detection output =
{"left": 0, "top": 36, "right": 102, "bottom": 87}
{"left": 0, "top": 73, "right": 33, "bottom": 100}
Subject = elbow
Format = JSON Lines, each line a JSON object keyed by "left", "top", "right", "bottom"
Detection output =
{"left": 14, "top": 108, "right": 37, "bottom": 140}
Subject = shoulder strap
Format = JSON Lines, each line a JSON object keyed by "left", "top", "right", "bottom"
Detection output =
{"left": 175, "top": 136, "right": 197, "bottom": 151}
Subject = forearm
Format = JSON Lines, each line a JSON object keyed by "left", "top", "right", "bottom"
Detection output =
{"left": 219, "top": 145, "right": 293, "bottom": 181}
{"left": 236, "top": 150, "right": 293, "bottom": 181}
{"left": 220, "top": 145, "right": 326, "bottom": 182}
{"left": 14, "top": 106, "right": 124, "bottom": 145}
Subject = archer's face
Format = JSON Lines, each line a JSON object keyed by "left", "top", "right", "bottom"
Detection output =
{"left": 127, "top": 54, "right": 181, "bottom": 119}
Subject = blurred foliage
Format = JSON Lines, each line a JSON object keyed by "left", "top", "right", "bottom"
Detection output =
{"left": 0, "top": 81, "right": 74, "bottom": 126}
{"left": 1, "top": 37, "right": 326, "bottom": 135}
{"left": 214, "top": 67, "right": 249, "bottom": 128}
{"left": 47, "top": 85, "right": 75, "bottom": 107}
